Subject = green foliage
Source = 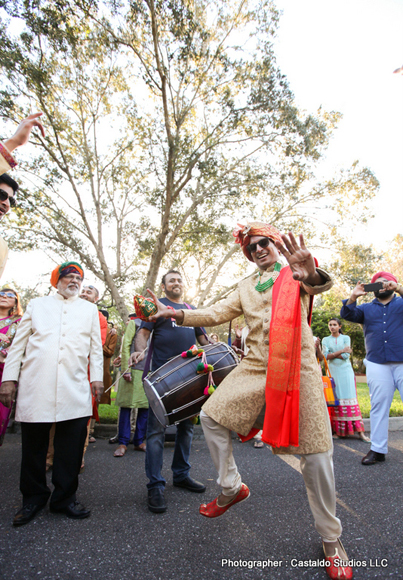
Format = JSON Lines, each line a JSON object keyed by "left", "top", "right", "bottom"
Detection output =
{"left": 0, "top": 0, "right": 379, "bottom": 320}
{"left": 356, "top": 382, "right": 403, "bottom": 418}
{"left": 326, "top": 240, "right": 382, "bottom": 287}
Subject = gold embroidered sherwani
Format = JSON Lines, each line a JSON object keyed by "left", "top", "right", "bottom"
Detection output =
{"left": 181, "top": 266, "right": 333, "bottom": 455}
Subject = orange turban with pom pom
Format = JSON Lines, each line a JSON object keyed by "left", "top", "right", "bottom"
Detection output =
{"left": 50, "top": 262, "right": 84, "bottom": 288}
{"left": 233, "top": 222, "right": 283, "bottom": 262}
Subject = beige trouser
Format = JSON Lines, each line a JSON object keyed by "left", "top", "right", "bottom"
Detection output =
{"left": 200, "top": 410, "right": 342, "bottom": 542}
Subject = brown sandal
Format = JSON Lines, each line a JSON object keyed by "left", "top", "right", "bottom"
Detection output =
{"left": 134, "top": 443, "right": 146, "bottom": 452}
{"left": 113, "top": 444, "right": 127, "bottom": 457}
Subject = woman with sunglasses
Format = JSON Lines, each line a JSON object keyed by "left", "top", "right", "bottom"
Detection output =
{"left": 0, "top": 288, "right": 23, "bottom": 382}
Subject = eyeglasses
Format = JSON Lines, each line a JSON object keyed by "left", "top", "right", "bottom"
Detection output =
{"left": 0, "top": 291, "right": 16, "bottom": 299}
{"left": 0, "top": 189, "right": 16, "bottom": 208}
{"left": 246, "top": 237, "right": 272, "bottom": 254}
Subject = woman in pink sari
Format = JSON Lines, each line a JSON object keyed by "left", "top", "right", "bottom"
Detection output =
{"left": 0, "top": 287, "right": 23, "bottom": 382}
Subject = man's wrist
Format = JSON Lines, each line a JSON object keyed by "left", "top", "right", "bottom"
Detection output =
{"left": 3, "top": 138, "right": 19, "bottom": 152}
{"left": 0, "top": 142, "right": 18, "bottom": 167}
{"left": 175, "top": 310, "right": 184, "bottom": 324}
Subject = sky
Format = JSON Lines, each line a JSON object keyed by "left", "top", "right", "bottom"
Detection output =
{"left": 2, "top": 0, "right": 403, "bottom": 290}
{"left": 274, "top": 0, "right": 403, "bottom": 248}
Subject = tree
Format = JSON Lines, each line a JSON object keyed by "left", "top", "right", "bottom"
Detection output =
{"left": 381, "top": 234, "right": 403, "bottom": 282}
{"left": 0, "top": 0, "right": 379, "bottom": 319}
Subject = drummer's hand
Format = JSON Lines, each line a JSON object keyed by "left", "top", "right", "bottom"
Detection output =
{"left": 123, "top": 372, "right": 132, "bottom": 382}
{"left": 112, "top": 356, "right": 121, "bottom": 367}
{"left": 146, "top": 289, "right": 184, "bottom": 324}
{"left": 0, "top": 381, "right": 17, "bottom": 408}
{"left": 91, "top": 381, "right": 104, "bottom": 403}
{"left": 129, "top": 351, "right": 144, "bottom": 366}
{"left": 232, "top": 345, "right": 244, "bottom": 356}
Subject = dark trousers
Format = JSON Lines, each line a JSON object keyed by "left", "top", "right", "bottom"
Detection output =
{"left": 20, "top": 416, "right": 90, "bottom": 509}
{"left": 118, "top": 407, "right": 149, "bottom": 446}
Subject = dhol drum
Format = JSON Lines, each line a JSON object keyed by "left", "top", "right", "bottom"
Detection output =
{"left": 143, "top": 342, "right": 239, "bottom": 427}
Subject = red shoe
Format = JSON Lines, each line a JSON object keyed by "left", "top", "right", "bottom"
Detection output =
{"left": 323, "top": 540, "right": 353, "bottom": 580}
{"left": 199, "top": 483, "right": 250, "bottom": 518}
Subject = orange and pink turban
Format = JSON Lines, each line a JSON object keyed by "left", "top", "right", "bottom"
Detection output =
{"left": 50, "top": 261, "right": 84, "bottom": 288}
{"left": 233, "top": 222, "right": 283, "bottom": 262}
{"left": 371, "top": 271, "right": 397, "bottom": 284}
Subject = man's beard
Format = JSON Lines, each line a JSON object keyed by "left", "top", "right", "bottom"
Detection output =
{"left": 374, "top": 289, "right": 394, "bottom": 299}
{"left": 165, "top": 288, "right": 182, "bottom": 301}
{"left": 60, "top": 286, "right": 80, "bottom": 298}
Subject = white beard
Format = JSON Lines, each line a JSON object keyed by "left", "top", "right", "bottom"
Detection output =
{"left": 58, "top": 286, "right": 80, "bottom": 298}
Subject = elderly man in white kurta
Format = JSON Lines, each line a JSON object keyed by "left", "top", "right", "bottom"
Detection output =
{"left": 0, "top": 261, "right": 103, "bottom": 526}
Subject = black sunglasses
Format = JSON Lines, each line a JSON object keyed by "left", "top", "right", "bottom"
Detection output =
{"left": 246, "top": 237, "right": 272, "bottom": 254}
{"left": 0, "top": 189, "right": 16, "bottom": 208}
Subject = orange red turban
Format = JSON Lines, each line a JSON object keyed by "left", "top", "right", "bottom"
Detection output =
{"left": 371, "top": 271, "right": 397, "bottom": 284}
{"left": 50, "top": 261, "right": 84, "bottom": 288}
{"left": 233, "top": 222, "right": 283, "bottom": 262}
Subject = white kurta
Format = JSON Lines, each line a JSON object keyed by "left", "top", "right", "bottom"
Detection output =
{"left": 3, "top": 293, "right": 104, "bottom": 422}
{"left": 0, "top": 236, "right": 8, "bottom": 279}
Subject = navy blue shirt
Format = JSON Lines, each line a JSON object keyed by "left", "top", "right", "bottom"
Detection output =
{"left": 140, "top": 298, "right": 205, "bottom": 370}
{"left": 340, "top": 295, "right": 403, "bottom": 364}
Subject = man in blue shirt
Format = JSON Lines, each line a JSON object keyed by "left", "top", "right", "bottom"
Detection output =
{"left": 340, "top": 271, "right": 403, "bottom": 465}
{"left": 129, "top": 270, "right": 209, "bottom": 513}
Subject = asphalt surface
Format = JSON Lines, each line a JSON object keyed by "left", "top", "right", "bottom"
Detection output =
{"left": 1, "top": 429, "right": 403, "bottom": 580}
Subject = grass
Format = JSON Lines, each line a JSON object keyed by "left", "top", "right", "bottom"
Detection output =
{"left": 97, "top": 384, "right": 403, "bottom": 423}
{"left": 356, "top": 382, "right": 403, "bottom": 418}
{"left": 98, "top": 389, "right": 119, "bottom": 423}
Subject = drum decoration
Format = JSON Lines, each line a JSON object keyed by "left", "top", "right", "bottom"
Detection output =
{"left": 196, "top": 362, "right": 214, "bottom": 374}
{"left": 133, "top": 294, "right": 158, "bottom": 321}
{"left": 197, "top": 351, "right": 217, "bottom": 396}
{"left": 181, "top": 345, "right": 204, "bottom": 358}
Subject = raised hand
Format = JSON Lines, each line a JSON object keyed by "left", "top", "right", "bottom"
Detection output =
{"left": 350, "top": 282, "right": 367, "bottom": 301}
{"left": 275, "top": 232, "right": 317, "bottom": 282}
{"left": 147, "top": 288, "right": 184, "bottom": 324}
{"left": 4, "top": 112, "right": 45, "bottom": 152}
{"left": 381, "top": 280, "right": 398, "bottom": 293}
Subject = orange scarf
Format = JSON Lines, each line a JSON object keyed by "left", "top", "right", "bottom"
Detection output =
{"left": 261, "top": 266, "right": 301, "bottom": 448}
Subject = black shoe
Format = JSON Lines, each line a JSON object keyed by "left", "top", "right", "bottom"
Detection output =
{"left": 50, "top": 500, "right": 91, "bottom": 519}
{"left": 361, "top": 450, "right": 386, "bottom": 465}
{"left": 147, "top": 488, "right": 167, "bottom": 513}
{"left": 173, "top": 476, "right": 206, "bottom": 493}
{"left": 13, "top": 503, "right": 46, "bottom": 526}
{"left": 109, "top": 435, "right": 119, "bottom": 444}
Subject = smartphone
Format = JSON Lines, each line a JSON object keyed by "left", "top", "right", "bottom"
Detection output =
{"left": 363, "top": 282, "right": 384, "bottom": 292}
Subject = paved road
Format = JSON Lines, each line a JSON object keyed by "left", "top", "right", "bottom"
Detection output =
{"left": 1, "top": 430, "right": 402, "bottom": 579}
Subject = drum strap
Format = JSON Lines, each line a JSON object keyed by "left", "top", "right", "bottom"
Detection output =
{"left": 142, "top": 332, "right": 155, "bottom": 381}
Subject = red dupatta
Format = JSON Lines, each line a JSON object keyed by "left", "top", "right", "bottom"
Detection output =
{"left": 261, "top": 266, "right": 301, "bottom": 447}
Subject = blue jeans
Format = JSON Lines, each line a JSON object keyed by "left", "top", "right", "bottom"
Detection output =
{"left": 118, "top": 408, "right": 148, "bottom": 447}
{"left": 145, "top": 408, "right": 194, "bottom": 490}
